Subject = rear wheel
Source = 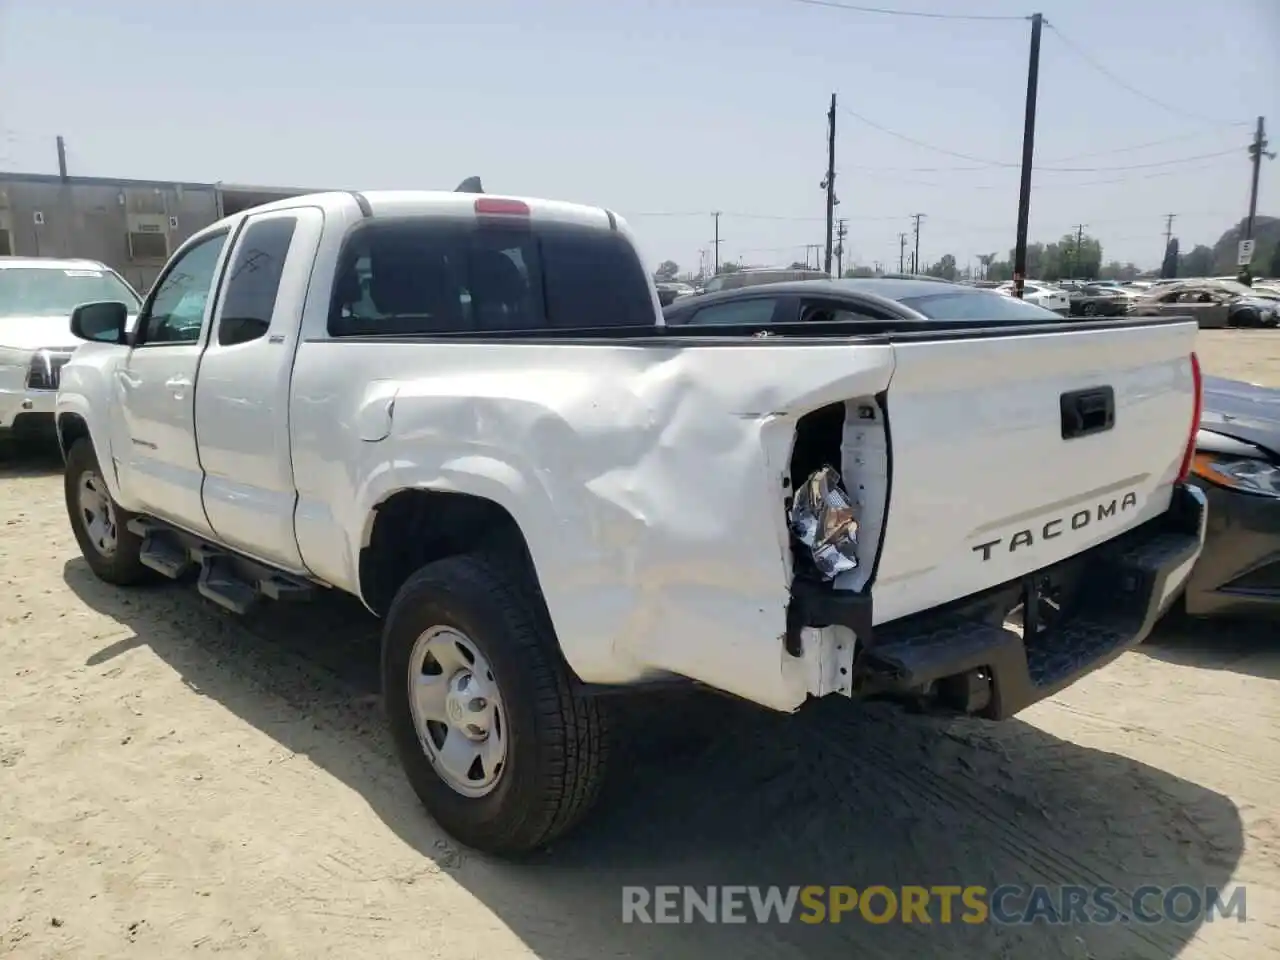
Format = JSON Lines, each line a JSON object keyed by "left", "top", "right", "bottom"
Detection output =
{"left": 1229, "top": 308, "right": 1259, "bottom": 328}
{"left": 1082, "top": 301, "right": 1098, "bottom": 316}
{"left": 381, "top": 553, "right": 609, "bottom": 856}
{"left": 64, "top": 439, "right": 153, "bottom": 586}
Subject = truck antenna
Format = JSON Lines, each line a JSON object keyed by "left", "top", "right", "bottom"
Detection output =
{"left": 455, "top": 176, "right": 484, "bottom": 194}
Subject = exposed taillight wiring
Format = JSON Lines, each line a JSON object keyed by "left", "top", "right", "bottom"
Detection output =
{"left": 1176, "top": 352, "right": 1202, "bottom": 483}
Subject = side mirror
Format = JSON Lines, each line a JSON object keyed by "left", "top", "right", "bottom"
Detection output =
{"left": 70, "top": 301, "right": 130, "bottom": 344}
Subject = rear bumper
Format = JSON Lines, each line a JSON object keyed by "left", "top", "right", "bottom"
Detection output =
{"left": 0, "top": 386, "right": 57, "bottom": 432}
{"left": 0, "top": 384, "right": 57, "bottom": 440}
{"left": 790, "top": 483, "right": 1207, "bottom": 720}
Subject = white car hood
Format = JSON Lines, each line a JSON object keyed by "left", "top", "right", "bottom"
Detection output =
{"left": 0, "top": 316, "right": 84, "bottom": 351}
{"left": 0, "top": 314, "right": 138, "bottom": 351}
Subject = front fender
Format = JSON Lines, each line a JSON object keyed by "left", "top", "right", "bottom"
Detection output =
{"left": 55, "top": 348, "right": 138, "bottom": 509}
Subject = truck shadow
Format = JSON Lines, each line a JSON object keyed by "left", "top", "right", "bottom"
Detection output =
{"left": 0, "top": 442, "right": 63, "bottom": 478}
{"left": 1142, "top": 615, "right": 1279, "bottom": 681}
{"left": 65, "top": 559, "right": 1245, "bottom": 960}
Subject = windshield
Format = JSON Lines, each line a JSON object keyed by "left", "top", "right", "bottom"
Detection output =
{"left": 0, "top": 267, "right": 141, "bottom": 318}
{"left": 898, "top": 290, "right": 1063, "bottom": 322}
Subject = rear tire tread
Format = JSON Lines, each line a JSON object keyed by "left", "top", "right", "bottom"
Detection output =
{"left": 383, "top": 553, "right": 609, "bottom": 855}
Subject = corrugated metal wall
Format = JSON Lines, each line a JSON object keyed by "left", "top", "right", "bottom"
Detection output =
{"left": 0, "top": 176, "right": 221, "bottom": 294}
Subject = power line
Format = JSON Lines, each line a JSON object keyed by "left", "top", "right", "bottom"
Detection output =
{"left": 841, "top": 105, "right": 1010, "bottom": 167}
{"left": 848, "top": 156, "right": 1239, "bottom": 190}
{"left": 627, "top": 210, "right": 904, "bottom": 222}
{"left": 1038, "top": 148, "right": 1241, "bottom": 174}
{"left": 839, "top": 105, "right": 1243, "bottom": 172}
{"left": 1043, "top": 22, "right": 1251, "bottom": 129}
{"left": 1040, "top": 129, "right": 1238, "bottom": 163}
{"left": 790, "top": 0, "right": 1030, "bottom": 22}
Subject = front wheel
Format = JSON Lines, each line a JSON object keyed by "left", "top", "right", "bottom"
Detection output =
{"left": 63, "top": 439, "right": 154, "bottom": 586}
{"left": 382, "top": 553, "right": 609, "bottom": 856}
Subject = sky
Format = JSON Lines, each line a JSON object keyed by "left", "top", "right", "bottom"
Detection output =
{"left": 1, "top": 0, "right": 1277, "bottom": 274}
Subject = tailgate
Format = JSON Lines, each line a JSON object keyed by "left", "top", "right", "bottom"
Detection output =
{"left": 869, "top": 319, "right": 1199, "bottom": 624}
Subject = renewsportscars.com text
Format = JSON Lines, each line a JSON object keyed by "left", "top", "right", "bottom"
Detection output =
{"left": 621, "top": 884, "right": 1247, "bottom": 926}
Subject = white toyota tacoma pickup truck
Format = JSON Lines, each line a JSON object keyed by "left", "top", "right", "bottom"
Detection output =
{"left": 55, "top": 183, "right": 1207, "bottom": 856}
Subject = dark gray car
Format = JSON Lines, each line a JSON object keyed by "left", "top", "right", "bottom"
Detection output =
{"left": 1182, "top": 375, "right": 1280, "bottom": 619}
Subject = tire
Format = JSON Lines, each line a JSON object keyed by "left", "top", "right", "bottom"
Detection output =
{"left": 1082, "top": 301, "right": 1098, "bottom": 316}
{"left": 381, "top": 553, "right": 609, "bottom": 856}
{"left": 64, "top": 439, "right": 154, "bottom": 586}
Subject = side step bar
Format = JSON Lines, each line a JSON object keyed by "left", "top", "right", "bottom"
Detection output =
{"left": 129, "top": 518, "right": 319, "bottom": 615}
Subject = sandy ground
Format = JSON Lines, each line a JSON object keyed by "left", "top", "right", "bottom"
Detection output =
{"left": 2, "top": 330, "right": 1278, "bottom": 960}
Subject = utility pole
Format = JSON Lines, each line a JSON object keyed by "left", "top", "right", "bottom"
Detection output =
{"left": 711, "top": 211, "right": 722, "bottom": 276}
{"left": 910, "top": 213, "right": 925, "bottom": 275}
{"left": 822, "top": 93, "right": 838, "bottom": 276}
{"left": 1163, "top": 213, "right": 1176, "bottom": 255}
{"left": 898, "top": 233, "right": 907, "bottom": 273}
{"left": 56, "top": 135, "right": 68, "bottom": 180}
{"left": 835, "top": 218, "right": 848, "bottom": 276}
{"left": 1071, "top": 223, "right": 1086, "bottom": 279}
{"left": 1013, "top": 12, "right": 1044, "bottom": 299}
{"left": 873, "top": 260, "right": 882, "bottom": 274}
{"left": 1244, "top": 116, "right": 1273, "bottom": 280}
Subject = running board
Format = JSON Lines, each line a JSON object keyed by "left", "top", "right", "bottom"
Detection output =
{"left": 137, "top": 530, "right": 194, "bottom": 579}
{"left": 127, "top": 519, "right": 319, "bottom": 614}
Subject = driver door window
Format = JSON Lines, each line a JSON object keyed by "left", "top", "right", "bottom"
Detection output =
{"left": 140, "top": 232, "right": 229, "bottom": 344}
{"left": 114, "top": 229, "right": 229, "bottom": 534}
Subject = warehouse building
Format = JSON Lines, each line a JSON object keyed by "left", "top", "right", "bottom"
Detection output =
{"left": 0, "top": 172, "right": 321, "bottom": 293}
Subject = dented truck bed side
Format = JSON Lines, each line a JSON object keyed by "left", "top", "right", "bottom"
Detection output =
{"left": 290, "top": 322, "right": 1203, "bottom": 714}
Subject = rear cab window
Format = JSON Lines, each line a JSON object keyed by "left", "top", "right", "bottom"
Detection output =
{"left": 218, "top": 216, "right": 298, "bottom": 345}
{"left": 328, "top": 216, "right": 654, "bottom": 336}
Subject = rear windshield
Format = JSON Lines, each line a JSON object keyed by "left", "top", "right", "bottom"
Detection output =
{"left": 897, "top": 290, "right": 1063, "bottom": 322}
{"left": 704, "top": 270, "right": 826, "bottom": 294}
{"left": 328, "top": 218, "right": 654, "bottom": 336}
{"left": 0, "top": 267, "right": 141, "bottom": 318}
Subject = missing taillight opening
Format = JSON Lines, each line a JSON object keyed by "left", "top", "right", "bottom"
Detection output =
{"left": 787, "top": 398, "right": 889, "bottom": 593}
{"left": 1176, "top": 351, "right": 1202, "bottom": 483}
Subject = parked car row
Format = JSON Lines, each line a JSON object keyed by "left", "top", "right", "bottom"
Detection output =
{"left": 664, "top": 269, "right": 1279, "bottom": 328}
{"left": 986, "top": 276, "right": 1279, "bottom": 327}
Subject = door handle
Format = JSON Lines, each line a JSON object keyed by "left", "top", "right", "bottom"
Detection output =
{"left": 165, "top": 376, "right": 192, "bottom": 398}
